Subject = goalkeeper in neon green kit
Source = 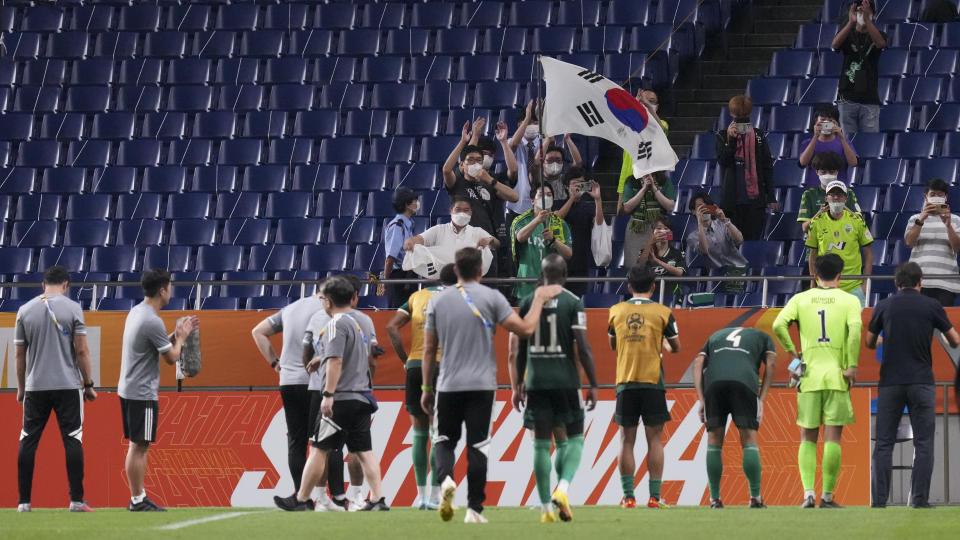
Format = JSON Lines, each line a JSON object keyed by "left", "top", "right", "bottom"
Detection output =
{"left": 772, "top": 253, "right": 861, "bottom": 508}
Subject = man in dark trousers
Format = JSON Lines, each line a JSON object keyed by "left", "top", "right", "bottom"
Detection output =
{"left": 866, "top": 261, "right": 960, "bottom": 508}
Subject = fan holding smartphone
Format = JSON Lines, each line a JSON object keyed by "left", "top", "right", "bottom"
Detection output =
{"left": 904, "top": 178, "right": 960, "bottom": 307}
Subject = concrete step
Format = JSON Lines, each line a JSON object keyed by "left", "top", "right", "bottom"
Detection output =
{"left": 751, "top": 19, "right": 811, "bottom": 34}
{"left": 755, "top": 5, "right": 822, "bottom": 21}
{"left": 702, "top": 73, "right": 753, "bottom": 90}
{"left": 724, "top": 33, "right": 797, "bottom": 48}
{"left": 671, "top": 102, "right": 728, "bottom": 117}
{"left": 666, "top": 116, "right": 718, "bottom": 132}
{"left": 667, "top": 130, "right": 701, "bottom": 148}
{"left": 672, "top": 88, "right": 743, "bottom": 103}
{"left": 724, "top": 46, "right": 787, "bottom": 61}
{"left": 700, "top": 59, "right": 769, "bottom": 76}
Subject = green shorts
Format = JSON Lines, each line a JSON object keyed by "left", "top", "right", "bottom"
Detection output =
{"left": 523, "top": 389, "right": 585, "bottom": 434}
{"left": 796, "top": 390, "right": 855, "bottom": 429}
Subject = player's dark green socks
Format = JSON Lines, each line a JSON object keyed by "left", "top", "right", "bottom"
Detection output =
{"left": 533, "top": 439, "right": 553, "bottom": 504}
{"left": 554, "top": 438, "right": 568, "bottom": 479}
{"left": 798, "top": 441, "right": 816, "bottom": 491}
{"left": 706, "top": 445, "right": 723, "bottom": 500}
{"left": 559, "top": 435, "right": 583, "bottom": 485}
{"left": 411, "top": 428, "right": 429, "bottom": 489}
{"left": 742, "top": 444, "right": 762, "bottom": 498}
{"left": 620, "top": 475, "right": 635, "bottom": 499}
{"left": 649, "top": 478, "right": 662, "bottom": 500}
{"left": 822, "top": 442, "right": 841, "bottom": 498}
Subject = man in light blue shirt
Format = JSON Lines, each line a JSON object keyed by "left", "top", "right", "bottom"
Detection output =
{"left": 384, "top": 186, "right": 420, "bottom": 307}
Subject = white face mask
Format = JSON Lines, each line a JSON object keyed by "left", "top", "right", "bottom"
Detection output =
{"left": 828, "top": 202, "right": 846, "bottom": 214}
{"left": 928, "top": 196, "right": 947, "bottom": 206}
{"left": 482, "top": 155, "right": 493, "bottom": 170}
{"left": 410, "top": 201, "right": 420, "bottom": 214}
{"left": 466, "top": 163, "right": 483, "bottom": 178}
{"left": 451, "top": 212, "right": 471, "bottom": 227}
{"left": 544, "top": 162, "right": 563, "bottom": 176}
{"left": 819, "top": 174, "right": 838, "bottom": 186}
{"left": 524, "top": 125, "right": 539, "bottom": 140}
{"left": 534, "top": 196, "right": 553, "bottom": 210}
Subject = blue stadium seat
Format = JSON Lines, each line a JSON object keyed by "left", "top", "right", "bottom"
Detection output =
{"left": 892, "top": 132, "right": 936, "bottom": 158}
{"left": 919, "top": 103, "right": 960, "bottom": 131}
{"left": 199, "top": 297, "right": 241, "bottom": 310}
{"left": 394, "top": 163, "right": 439, "bottom": 190}
{"left": 270, "top": 270, "right": 321, "bottom": 297}
{"left": 879, "top": 103, "right": 913, "bottom": 132}
{"left": 248, "top": 297, "right": 291, "bottom": 310}
{"left": 242, "top": 165, "right": 287, "bottom": 193}
{"left": 38, "top": 247, "right": 85, "bottom": 273}
{"left": 15, "top": 193, "right": 60, "bottom": 220}
{"left": 353, "top": 243, "right": 385, "bottom": 273}
{"left": 769, "top": 50, "right": 814, "bottom": 77}
{"left": 673, "top": 159, "right": 710, "bottom": 188}
{"left": 891, "top": 23, "right": 936, "bottom": 48}
{"left": 264, "top": 3, "right": 307, "bottom": 30}
{"left": 215, "top": 192, "right": 261, "bottom": 219}
{"left": 397, "top": 110, "right": 440, "bottom": 137}
{"left": 268, "top": 138, "right": 313, "bottom": 165}
{"left": 0, "top": 247, "right": 33, "bottom": 274}
{"left": 14, "top": 86, "right": 59, "bottom": 114}
{"left": 869, "top": 211, "right": 909, "bottom": 240}
{"left": 780, "top": 187, "right": 804, "bottom": 213}
{"left": 217, "top": 85, "right": 264, "bottom": 112}
{"left": 556, "top": 0, "right": 601, "bottom": 26}
{"left": 167, "top": 57, "right": 211, "bottom": 85}
{"left": 916, "top": 49, "right": 957, "bottom": 76}
{"left": 319, "top": 83, "right": 365, "bottom": 109}
{"left": 22, "top": 59, "right": 67, "bottom": 86}
{"left": 92, "top": 168, "right": 136, "bottom": 195}
{"left": 342, "top": 164, "right": 388, "bottom": 192}
{"left": 91, "top": 113, "right": 134, "bottom": 141}
{"left": 6, "top": 33, "right": 42, "bottom": 60}
{"left": 245, "top": 111, "right": 287, "bottom": 139}
{"left": 221, "top": 271, "right": 267, "bottom": 299}
{"left": 318, "top": 138, "right": 364, "bottom": 165}
{"left": 608, "top": 0, "right": 651, "bottom": 25}
{"left": 885, "top": 239, "right": 911, "bottom": 266}
{"left": 301, "top": 244, "right": 349, "bottom": 271}
{"left": 0, "top": 113, "right": 32, "bottom": 142}
{"left": 263, "top": 58, "right": 308, "bottom": 85}
{"left": 343, "top": 110, "right": 389, "bottom": 137}
{"left": 912, "top": 158, "right": 958, "bottom": 185}
{"left": 849, "top": 132, "right": 887, "bottom": 159}
{"left": 266, "top": 193, "right": 311, "bottom": 219}
{"left": 144, "top": 31, "right": 187, "bottom": 59}
{"left": 168, "top": 4, "right": 210, "bottom": 32}
{"left": 96, "top": 298, "right": 135, "bottom": 311}
{"left": 71, "top": 58, "right": 114, "bottom": 87}
{"left": 169, "top": 219, "right": 216, "bottom": 246}
{"left": 942, "top": 21, "right": 960, "bottom": 47}
{"left": 66, "top": 140, "right": 110, "bottom": 168}
{"left": 764, "top": 212, "right": 803, "bottom": 241}
{"left": 143, "top": 166, "right": 187, "bottom": 193}
{"left": 316, "top": 4, "right": 356, "bottom": 30}
{"left": 192, "top": 166, "right": 238, "bottom": 193}
{"left": 41, "top": 167, "right": 84, "bottom": 194}
{"left": 317, "top": 191, "right": 362, "bottom": 218}
{"left": 38, "top": 113, "right": 84, "bottom": 141}
{"left": 370, "top": 136, "right": 415, "bottom": 163}
{"left": 215, "top": 58, "right": 259, "bottom": 85}
{"left": 167, "top": 86, "right": 213, "bottom": 112}
{"left": 117, "top": 140, "right": 162, "bottom": 168}
{"left": 747, "top": 78, "right": 791, "bottom": 106}
{"left": 367, "top": 192, "right": 395, "bottom": 218}
{"left": 328, "top": 217, "right": 376, "bottom": 244}
{"left": 795, "top": 22, "right": 838, "bottom": 49}
{"left": 116, "top": 220, "right": 163, "bottom": 247}
{"left": 457, "top": 55, "right": 501, "bottom": 83}
{"left": 276, "top": 218, "right": 324, "bottom": 244}
{"left": 769, "top": 106, "right": 813, "bottom": 132}
{"left": 690, "top": 133, "right": 717, "bottom": 160}
{"left": 118, "top": 4, "right": 160, "bottom": 32}
{"left": 217, "top": 4, "right": 258, "bottom": 31}
{"left": 292, "top": 165, "right": 339, "bottom": 192}
{"left": 897, "top": 76, "right": 944, "bottom": 105}
{"left": 23, "top": 5, "right": 64, "bottom": 32}
{"left": 191, "top": 112, "right": 236, "bottom": 140}
{"left": 268, "top": 84, "right": 315, "bottom": 111}
{"left": 142, "top": 111, "right": 187, "bottom": 140}
{"left": 884, "top": 185, "right": 925, "bottom": 213}
{"left": 119, "top": 59, "right": 162, "bottom": 86}
{"left": 239, "top": 30, "right": 283, "bottom": 58}
{"left": 222, "top": 218, "right": 269, "bottom": 246}
{"left": 0, "top": 168, "right": 35, "bottom": 195}
{"left": 946, "top": 132, "right": 960, "bottom": 157}
{"left": 64, "top": 194, "right": 109, "bottom": 221}
{"left": 162, "top": 298, "right": 189, "bottom": 311}
{"left": 408, "top": 56, "right": 453, "bottom": 83}
{"left": 411, "top": 2, "right": 453, "bottom": 28}
{"left": 436, "top": 29, "right": 478, "bottom": 56}
{"left": 196, "top": 245, "right": 243, "bottom": 273}
{"left": 338, "top": 29, "right": 381, "bottom": 56}
{"left": 219, "top": 139, "right": 262, "bottom": 166}
{"left": 144, "top": 246, "right": 192, "bottom": 273}
{"left": 11, "top": 220, "right": 57, "bottom": 247}
{"left": 70, "top": 5, "right": 112, "bottom": 32}
{"left": 422, "top": 81, "right": 468, "bottom": 109}
{"left": 248, "top": 245, "right": 297, "bottom": 272}
{"left": 314, "top": 57, "right": 356, "bottom": 84}
{"left": 9, "top": 271, "right": 44, "bottom": 301}
{"left": 532, "top": 27, "right": 575, "bottom": 54}
{"left": 795, "top": 77, "right": 839, "bottom": 104}
{"left": 64, "top": 220, "right": 109, "bottom": 247}
{"left": 287, "top": 30, "right": 334, "bottom": 57}
{"left": 473, "top": 81, "right": 518, "bottom": 108}
{"left": 855, "top": 186, "right": 881, "bottom": 213}
{"left": 860, "top": 159, "right": 908, "bottom": 186}
{"left": 370, "top": 83, "right": 416, "bottom": 110}
{"left": 116, "top": 194, "right": 161, "bottom": 220}
{"left": 877, "top": 48, "right": 910, "bottom": 78}
{"left": 165, "top": 193, "right": 211, "bottom": 219}
{"left": 95, "top": 32, "right": 139, "bottom": 60}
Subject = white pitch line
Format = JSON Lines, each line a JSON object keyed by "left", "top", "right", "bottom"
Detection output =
{"left": 156, "top": 510, "right": 272, "bottom": 531}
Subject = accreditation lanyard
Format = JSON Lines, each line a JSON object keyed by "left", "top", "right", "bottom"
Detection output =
{"left": 40, "top": 296, "right": 69, "bottom": 336}
{"left": 456, "top": 284, "right": 492, "bottom": 329}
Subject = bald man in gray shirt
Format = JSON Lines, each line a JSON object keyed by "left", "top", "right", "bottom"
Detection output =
{"left": 421, "top": 247, "right": 561, "bottom": 523}
{"left": 15, "top": 266, "right": 96, "bottom": 513}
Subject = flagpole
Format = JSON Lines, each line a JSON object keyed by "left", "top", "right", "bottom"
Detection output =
{"left": 536, "top": 54, "right": 546, "bottom": 241}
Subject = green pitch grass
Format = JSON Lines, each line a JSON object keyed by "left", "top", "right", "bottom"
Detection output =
{"left": 2, "top": 506, "right": 958, "bottom": 540}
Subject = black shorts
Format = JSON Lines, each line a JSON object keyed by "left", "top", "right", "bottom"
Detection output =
{"left": 405, "top": 365, "right": 437, "bottom": 417}
{"left": 615, "top": 388, "right": 670, "bottom": 427}
{"left": 22, "top": 389, "right": 83, "bottom": 441}
{"left": 120, "top": 398, "right": 159, "bottom": 444}
{"left": 523, "top": 389, "right": 585, "bottom": 434}
{"left": 704, "top": 381, "right": 759, "bottom": 430}
{"left": 311, "top": 399, "right": 374, "bottom": 453}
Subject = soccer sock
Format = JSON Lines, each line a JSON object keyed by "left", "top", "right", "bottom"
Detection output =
{"left": 822, "top": 441, "right": 842, "bottom": 496}
{"left": 649, "top": 478, "right": 662, "bottom": 501}
{"left": 554, "top": 438, "right": 568, "bottom": 479}
{"left": 411, "top": 428, "right": 429, "bottom": 489}
{"left": 798, "top": 441, "right": 817, "bottom": 492}
{"left": 131, "top": 492, "right": 145, "bottom": 504}
{"left": 742, "top": 444, "right": 762, "bottom": 498}
{"left": 533, "top": 439, "right": 553, "bottom": 505}
{"left": 706, "top": 444, "right": 723, "bottom": 500}
{"left": 620, "top": 475, "right": 635, "bottom": 499}
{"left": 559, "top": 435, "right": 583, "bottom": 485}
{"left": 347, "top": 484, "right": 362, "bottom": 500}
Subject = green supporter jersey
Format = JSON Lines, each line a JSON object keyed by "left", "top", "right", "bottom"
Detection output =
{"left": 805, "top": 210, "right": 873, "bottom": 292}
{"left": 619, "top": 174, "right": 676, "bottom": 237}
{"left": 796, "top": 185, "right": 861, "bottom": 222}
{"left": 772, "top": 287, "right": 863, "bottom": 392}
{"left": 510, "top": 211, "right": 572, "bottom": 300}
{"left": 518, "top": 288, "right": 587, "bottom": 390}
{"left": 700, "top": 327, "right": 776, "bottom": 395}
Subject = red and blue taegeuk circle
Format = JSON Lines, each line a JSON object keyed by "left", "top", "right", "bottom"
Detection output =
{"left": 604, "top": 88, "right": 649, "bottom": 133}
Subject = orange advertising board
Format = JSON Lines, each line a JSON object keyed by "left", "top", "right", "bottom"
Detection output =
{"left": 0, "top": 389, "right": 871, "bottom": 508}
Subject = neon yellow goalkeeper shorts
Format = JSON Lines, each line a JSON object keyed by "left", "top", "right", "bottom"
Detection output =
{"left": 796, "top": 390, "right": 855, "bottom": 428}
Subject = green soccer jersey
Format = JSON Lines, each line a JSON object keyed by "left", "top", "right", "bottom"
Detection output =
{"left": 700, "top": 327, "right": 776, "bottom": 394}
{"left": 805, "top": 210, "right": 873, "bottom": 293}
{"left": 796, "top": 186, "right": 860, "bottom": 222}
{"left": 772, "top": 287, "right": 863, "bottom": 392}
{"left": 519, "top": 288, "right": 586, "bottom": 390}
{"left": 511, "top": 211, "right": 573, "bottom": 300}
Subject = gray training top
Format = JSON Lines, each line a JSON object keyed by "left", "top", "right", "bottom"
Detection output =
{"left": 318, "top": 313, "right": 373, "bottom": 403}
{"left": 118, "top": 302, "right": 173, "bottom": 401}
{"left": 424, "top": 281, "right": 515, "bottom": 392}
{"left": 304, "top": 309, "right": 377, "bottom": 392}
{"left": 267, "top": 295, "right": 323, "bottom": 386}
{"left": 14, "top": 293, "right": 87, "bottom": 392}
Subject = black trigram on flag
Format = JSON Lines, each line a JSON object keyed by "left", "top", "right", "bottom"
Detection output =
{"left": 576, "top": 101, "right": 605, "bottom": 127}
{"left": 637, "top": 141, "right": 653, "bottom": 160}
{"left": 577, "top": 69, "right": 604, "bottom": 83}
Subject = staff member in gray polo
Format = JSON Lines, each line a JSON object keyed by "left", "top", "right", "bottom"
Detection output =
{"left": 866, "top": 261, "right": 960, "bottom": 508}
{"left": 15, "top": 266, "right": 96, "bottom": 513}
{"left": 118, "top": 268, "right": 198, "bottom": 512}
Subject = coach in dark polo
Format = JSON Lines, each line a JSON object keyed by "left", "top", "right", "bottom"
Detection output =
{"left": 866, "top": 262, "right": 960, "bottom": 508}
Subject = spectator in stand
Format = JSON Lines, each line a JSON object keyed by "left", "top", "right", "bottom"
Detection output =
{"left": 831, "top": 0, "right": 887, "bottom": 134}
{"left": 798, "top": 105, "right": 859, "bottom": 188}
{"left": 508, "top": 101, "right": 544, "bottom": 225}
{"left": 403, "top": 197, "right": 499, "bottom": 277}
{"left": 554, "top": 167, "right": 604, "bottom": 296}
{"left": 806, "top": 180, "right": 873, "bottom": 307}
{"left": 685, "top": 192, "right": 748, "bottom": 270}
{"left": 797, "top": 152, "right": 861, "bottom": 234}
{"left": 619, "top": 90, "right": 670, "bottom": 194}
{"left": 383, "top": 187, "right": 420, "bottom": 308}
{"left": 619, "top": 171, "right": 676, "bottom": 269}
{"left": 511, "top": 184, "right": 573, "bottom": 301}
{"left": 637, "top": 216, "right": 686, "bottom": 305}
{"left": 716, "top": 95, "right": 776, "bottom": 241}
{"left": 904, "top": 178, "right": 960, "bottom": 307}
{"left": 530, "top": 138, "right": 584, "bottom": 211}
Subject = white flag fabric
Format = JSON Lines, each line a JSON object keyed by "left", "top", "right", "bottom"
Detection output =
{"left": 540, "top": 56, "right": 678, "bottom": 179}
{"left": 402, "top": 243, "right": 493, "bottom": 279}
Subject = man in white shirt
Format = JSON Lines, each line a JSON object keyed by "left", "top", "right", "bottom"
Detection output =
{"left": 905, "top": 178, "right": 960, "bottom": 306}
{"left": 403, "top": 197, "right": 499, "bottom": 277}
